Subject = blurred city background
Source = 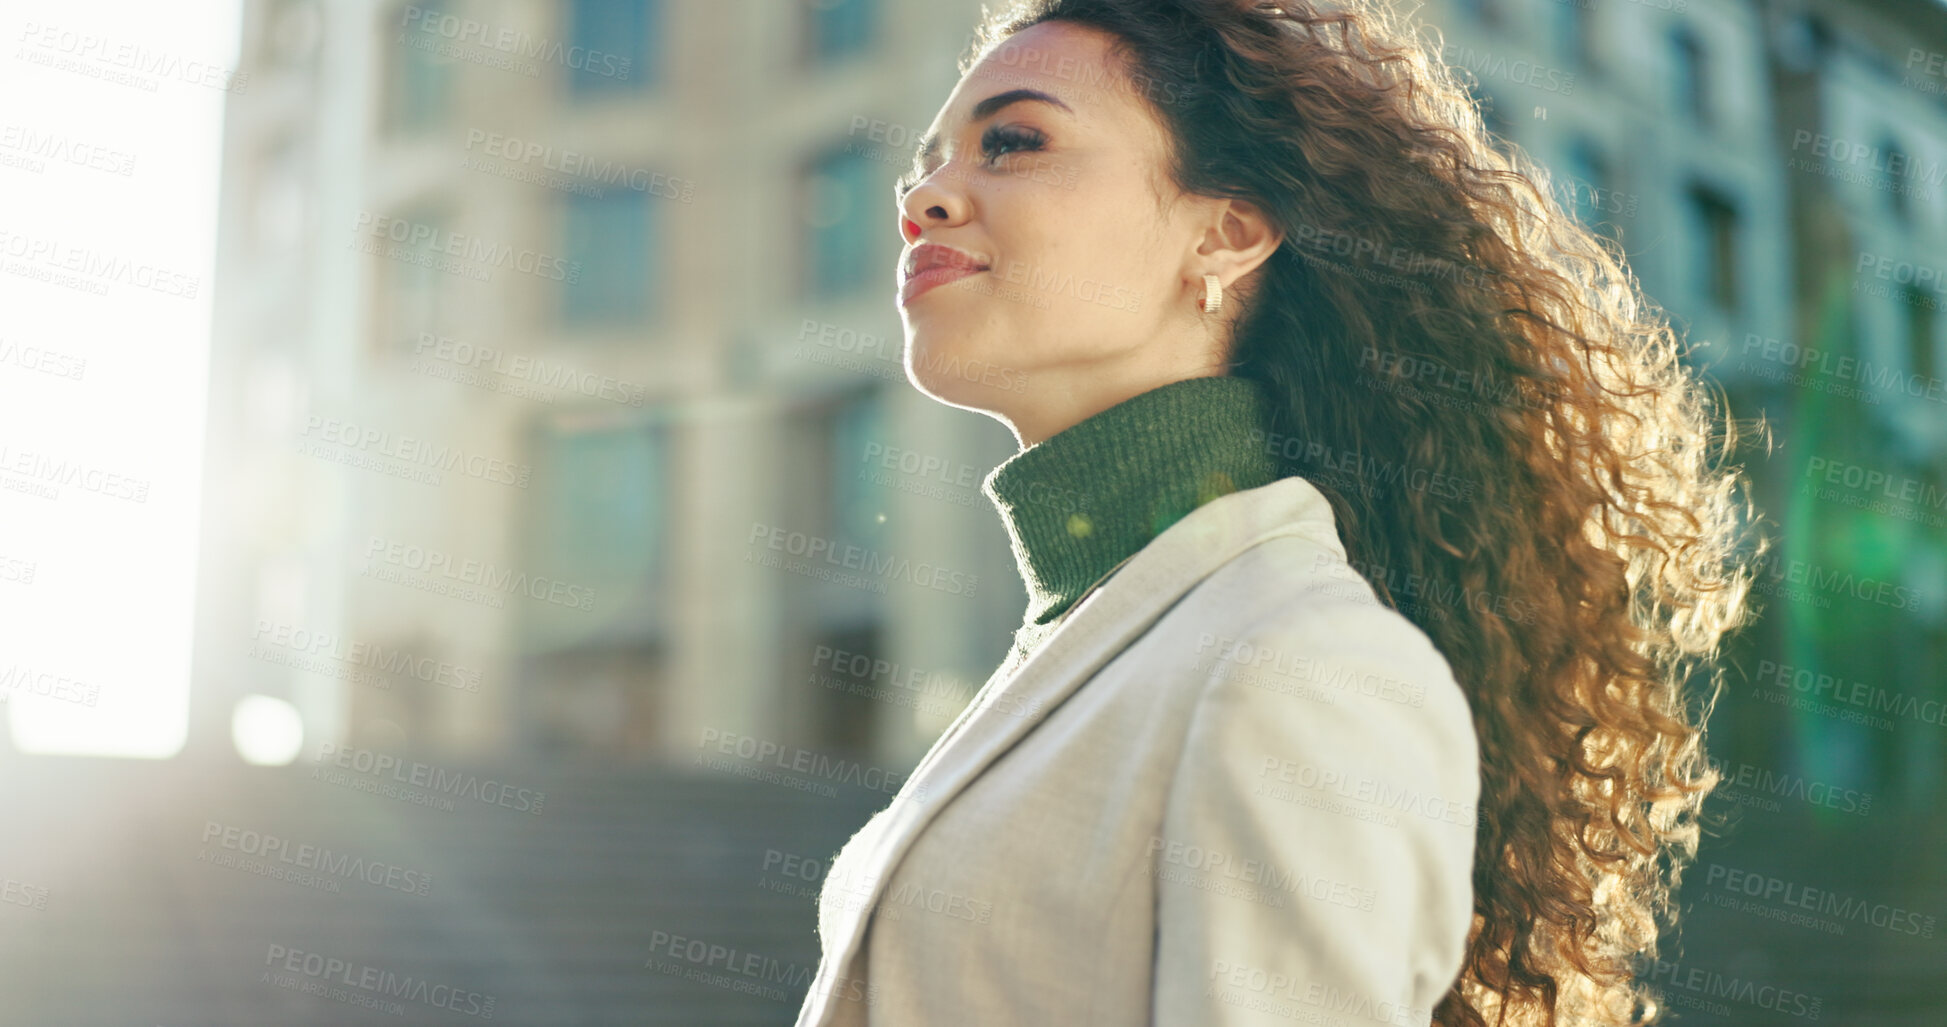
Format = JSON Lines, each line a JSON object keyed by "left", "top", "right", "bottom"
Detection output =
{"left": 1, "top": 0, "right": 1943, "bottom": 1022}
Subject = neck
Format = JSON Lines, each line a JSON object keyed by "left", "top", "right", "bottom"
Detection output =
{"left": 1003, "top": 356, "right": 1235, "bottom": 447}
{"left": 980, "top": 374, "right": 1283, "bottom": 629}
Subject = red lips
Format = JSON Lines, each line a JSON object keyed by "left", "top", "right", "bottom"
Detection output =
{"left": 899, "top": 243, "right": 990, "bottom": 306}
{"left": 903, "top": 243, "right": 989, "bottom": 282}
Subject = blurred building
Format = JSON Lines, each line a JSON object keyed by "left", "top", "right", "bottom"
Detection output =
{"left": 193, "top": 0, "right": 1946, "bottom": 808}
{"left": 193, "top": 0, "right": 1018, "bottom": 774}
{"left": 1428, "top": 0, "right": 1947, "bottom": 810}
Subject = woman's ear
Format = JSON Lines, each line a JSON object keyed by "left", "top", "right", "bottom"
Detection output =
{"left": 1202, "top": 197, "right": 1284, "bottom": 283}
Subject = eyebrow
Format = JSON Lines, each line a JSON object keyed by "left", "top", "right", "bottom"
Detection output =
{"left": 900, "top": 88, "right": 1074, "bottom": 191}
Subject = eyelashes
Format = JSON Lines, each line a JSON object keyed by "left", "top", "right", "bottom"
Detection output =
{"left": 979, "top": 123, "right": 1046, "bottom": 163}
{"left": 894, "top": 123, "right": 1050, "bottom": 200}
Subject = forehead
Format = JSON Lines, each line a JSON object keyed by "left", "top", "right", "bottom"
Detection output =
{"left": 935, "top": 20, "right": 1143, "bottom": 129}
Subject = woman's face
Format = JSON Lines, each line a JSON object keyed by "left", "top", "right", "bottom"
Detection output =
{"left": 894, "top": 21, "right": 1266, "bottom": 445}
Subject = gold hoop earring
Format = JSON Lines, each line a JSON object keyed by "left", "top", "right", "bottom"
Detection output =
{"left": 1199, "top": 273, "right": 1223, "bottom": 317}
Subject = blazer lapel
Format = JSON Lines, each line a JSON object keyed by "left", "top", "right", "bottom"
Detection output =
{"left": 811, "top": 475, "right": 1342, "bottom": 1000}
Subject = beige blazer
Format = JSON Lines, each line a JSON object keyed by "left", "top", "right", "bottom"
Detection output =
{"left": 793, "top": 475, "right": 1481, "bottom": 1026}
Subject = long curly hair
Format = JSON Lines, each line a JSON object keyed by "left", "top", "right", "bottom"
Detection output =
{"left": 968, "top": 1, "right": 1770, "bottom": 1023}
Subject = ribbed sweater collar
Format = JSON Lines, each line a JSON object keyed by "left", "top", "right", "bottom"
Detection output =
{"left": 980, "top": 374, "right": 1283, "bottom": 629}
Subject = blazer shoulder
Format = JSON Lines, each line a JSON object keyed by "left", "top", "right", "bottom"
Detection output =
{"left": 1155, "top": 527, "right": 1484, "bottom": 1022}
{"left": 1187, "top": 529, "right": 1479, "bottom": 765}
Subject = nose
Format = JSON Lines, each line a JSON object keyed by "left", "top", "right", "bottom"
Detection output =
{"left": 897, "top": 172, "right": 967, "bottom": 242}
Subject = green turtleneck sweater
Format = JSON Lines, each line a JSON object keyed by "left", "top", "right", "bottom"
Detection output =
{"left": 979, "top": 374, "right": 1285, "bottom": 678}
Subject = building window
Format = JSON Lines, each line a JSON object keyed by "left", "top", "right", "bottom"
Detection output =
{"left": 382, "top": 0, "right": 452, "bottom": 133}
{"left": 1553, "top": 0, "right": 1592, "bottom": 67}
{"left": 1670, "top": 26, "right": 1709, "bottom": 125}
{"left": 1905, "top": 285, "right": 1937, "bottom": 387}
{"left": 807, "top": 388, "right": 890, "bottom": 616}
{"left": 808, "top": 389, "right": 887, "bottom": 752}
{"left": 1686, "top": 184, "right": 1739, "bottom": 311}
{"left": 530, "top": 416, "right": 667, "bottom": 591}
{"left": 808, "top": 624, "right": 882, "bottom": 753}
{"left": 562, "top": 189, "right": 655, "bottom": 326}
{"left": 804, "top": 0, "right": 877, "bottom": 65}
{"left": 1453, "top": 0, "right": 1501, "bottom": 27}
{"left": 1882, "top": 135, "right": 1912, "bottom": 218}
{"left": 800, "top": 145, "right": 881, "bottom": 299}
{"left": 518, "top": 413, "right": 670, "bottom": 758}
{"left": 566, "top": 0, "right": 658, "bottom": 95}
{"left": 1561, "top": 138, "right": 1609, "bottom": 232}
{"left": 830, "top": 387, "right": 888, "bottom": 554}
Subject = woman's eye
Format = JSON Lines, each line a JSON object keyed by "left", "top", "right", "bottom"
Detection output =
{"left": 980, "top": 125, "right": 1046, "bottom": 163}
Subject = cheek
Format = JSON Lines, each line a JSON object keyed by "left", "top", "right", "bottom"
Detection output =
{"left": 1020, "top": 194, "right": 1167, "bottom": 297}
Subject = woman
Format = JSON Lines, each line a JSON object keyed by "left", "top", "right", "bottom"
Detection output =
{"left": 796, "top": 1, "right": 1764, "bottom": 1024}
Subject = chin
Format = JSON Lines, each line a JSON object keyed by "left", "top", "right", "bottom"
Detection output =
{"left": 903, "top": 330, "right": 1025, "bottom": 412}
{"left": 904, "top": 357, "right": 979, "bottom": 410}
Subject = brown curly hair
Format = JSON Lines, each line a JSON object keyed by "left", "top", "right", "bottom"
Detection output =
{"left": 969, "top": 1, "right": 1771, "bottom": 1023}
